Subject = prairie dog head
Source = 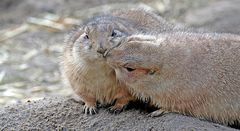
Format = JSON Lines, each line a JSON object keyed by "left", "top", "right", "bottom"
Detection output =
{"left": 106, "top": 35, "right": 163, "bottom": 90}
{"left": 65, "top": 16, "right": 135, "bottom": 64}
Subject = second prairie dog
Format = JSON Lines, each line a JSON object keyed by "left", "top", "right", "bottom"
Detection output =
{"left": 111, "top": 9, "right": 173, "bottom": 34}
{"left": 62, "top": 9, "right": 173, "bottom": 114}
{"left": 105, "top": 32, "right": 240, "bottom": 125}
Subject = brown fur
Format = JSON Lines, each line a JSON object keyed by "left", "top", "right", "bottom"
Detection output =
{"left": 62, "top": 9, "right": 174, "bottom": 114}
{"left": 106, "top": 32, "right": 240, "bottom": 124}
{"left": 111, "top": 9, "right": 173, "bottom": 33}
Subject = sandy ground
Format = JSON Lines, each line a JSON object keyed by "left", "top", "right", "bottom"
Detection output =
{"left": 1, "top": 0, "right": 240, "bottom": 130}
{"left": 0, "top": 96, "right": 238, "bottom": 130}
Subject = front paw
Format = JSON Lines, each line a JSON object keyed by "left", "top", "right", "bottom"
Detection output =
{"left": 83, "top": 104, "right": 98, "bottom": 115}
{"left": 107, "top": 104, "right": 127, "bottom": 114}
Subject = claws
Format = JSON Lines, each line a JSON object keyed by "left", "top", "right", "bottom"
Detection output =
{"left": 82, "top": 105, "right": 98, "bottom": 115}
{"left": 148, "top": 109, "right": 169, "bottom": 117}
{"left": 96, "top": 103, "right": 111, "bottom": 108}
{"left": 108, "top": 105, "right": 127, "bottom": 114}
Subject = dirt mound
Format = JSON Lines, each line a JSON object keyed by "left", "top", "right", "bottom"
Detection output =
{"left": 0, "top": 97, "right": 237, "bottom": 130}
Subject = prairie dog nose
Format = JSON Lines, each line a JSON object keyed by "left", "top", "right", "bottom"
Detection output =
{"left": 97, "top": 42, "right": 107, "bottom": 54}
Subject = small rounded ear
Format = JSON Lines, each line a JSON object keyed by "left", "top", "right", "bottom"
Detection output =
{"left": 148, "top": 69, "right": 156, "bottom": 75}
{"left": 107, "top": 24, "right": 113, "bottom": 34}
{"left": 70, "top": 28, "right": 85, "bottom": 43}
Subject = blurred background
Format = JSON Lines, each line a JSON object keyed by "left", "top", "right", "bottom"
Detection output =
{"left": 0, "top": 0, "right": 240, "bottom": 106}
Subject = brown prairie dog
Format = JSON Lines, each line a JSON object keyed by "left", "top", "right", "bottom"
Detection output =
{"left": 111, "top": 9, "right": 174, "bottom": 34}
{"left": 62, "top": 9, "right": 173, "bottom": 114}
{"left": 105, "top": 32, "right": 240, "bottom": 125}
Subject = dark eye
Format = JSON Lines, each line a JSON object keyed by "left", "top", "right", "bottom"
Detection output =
{"left": 125, "top": 67, "right": 136, "bottom": 72}
{"left": 111, "top": 29, "right": 125, "bottom": 37}
{"left": 111, "top": 30, "right": 117, "bottom": 37}
{"left": 84, "top": 33, "right": 89, "bottom": 39}
{"left": 84, "top": 34, "right": 89, "bottom": 39}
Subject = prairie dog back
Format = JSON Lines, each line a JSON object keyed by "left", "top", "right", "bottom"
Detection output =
{"left": 111, "top": 9, "right": 174, "bottom": 33}
{"left": 106, "top": 32, "right": 240, "bottom": 124}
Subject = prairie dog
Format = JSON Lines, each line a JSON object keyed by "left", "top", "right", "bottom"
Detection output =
{"left": 105, "top": 32, "right": 240, "bottom": 124}
{"left": 111, "top": 9, "right": 173, "bottom": 34}
{"left": 62, "top": 9, "right": 173, "bottom": 114}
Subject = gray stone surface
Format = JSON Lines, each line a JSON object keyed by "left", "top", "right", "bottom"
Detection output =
{"left": 0, "top": 97, "right": 237, "bottom": 130}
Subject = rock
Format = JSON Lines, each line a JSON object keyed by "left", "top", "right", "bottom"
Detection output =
{"left": 0, "top": 97, "right": 237, "bottom": 130}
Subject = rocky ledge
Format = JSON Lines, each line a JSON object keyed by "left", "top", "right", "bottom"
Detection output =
{"left": 0, "top": 96, "right": 237, "bottom": 130}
